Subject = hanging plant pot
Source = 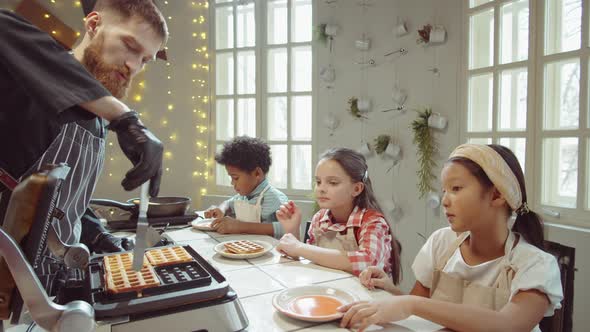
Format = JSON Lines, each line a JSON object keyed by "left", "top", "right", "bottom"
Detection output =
{"left": 411, "top": 108, "right": 438, "bottom": 198}
{"left": 347, "top": 97, "right": 368, "bottom": 119}
{"left": 373, "top": 134, "right": 391, "bottom": 155}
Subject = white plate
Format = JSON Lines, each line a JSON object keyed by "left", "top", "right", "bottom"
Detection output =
{"left": 191, "top": 218, "right": 216, "bottom": 231}
{"left": 272, "top": 285, "right": 359, "bottom": 322}
{"left": 214, "top": 240, "right": 274, "bottom": 259}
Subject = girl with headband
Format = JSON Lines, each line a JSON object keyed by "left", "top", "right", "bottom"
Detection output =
{"left": 338, "top": 144, "right": 563, "bottom": 332}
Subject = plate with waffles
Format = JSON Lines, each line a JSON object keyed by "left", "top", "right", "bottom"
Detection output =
{"left": 214, "top": 239, "right": 273, "bottom": 259}
{"left": 103, "top": 253, "right": 160, "bottom": 295}
{"left": 145, "top": 246, "right": 194, "bottom": 267}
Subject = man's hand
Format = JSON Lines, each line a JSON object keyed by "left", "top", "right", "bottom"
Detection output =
{"left": 107, "top": 111, "right": 163, "bottom": 196}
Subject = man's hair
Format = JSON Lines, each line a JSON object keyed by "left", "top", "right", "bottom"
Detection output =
{"left": 93, "top": 0, "right": 168, "bottom": 42}
{"left": 215, "top": 136, "right": 272, "bottom": 173}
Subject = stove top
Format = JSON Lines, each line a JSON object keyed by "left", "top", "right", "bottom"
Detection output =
{"left": 105, "top": 214, "right": 199, "bottom": 231}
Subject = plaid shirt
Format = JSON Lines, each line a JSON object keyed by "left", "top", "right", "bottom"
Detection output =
{"left": 307, "top": 206, "right": 392, "bottom": 276}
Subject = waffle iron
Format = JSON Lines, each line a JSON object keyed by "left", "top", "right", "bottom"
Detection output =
{"left": 0, "top": 165, "right": 249, "bottom": 332}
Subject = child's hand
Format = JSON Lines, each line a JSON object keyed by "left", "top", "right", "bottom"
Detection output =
{"left": 276, "top": 201, "right": 301, "bottom": 234}
{"left": 359, "top": 266, "right": 397, "bottom": 294}
{"left": 276, "top": 233, "right": 302, "bottom": 258}
{"left": 338, "top": 297, "right": 413, "bottom": 331}
{"left": 211, "top": 217, "right": 241, "bottom": 234}
{"left": 204, "top": 207, "right": 224, "bottom": 219}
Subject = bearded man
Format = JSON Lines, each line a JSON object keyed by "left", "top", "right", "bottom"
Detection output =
{"left": 0, "top": 0, "right": 168, "bottom": 253}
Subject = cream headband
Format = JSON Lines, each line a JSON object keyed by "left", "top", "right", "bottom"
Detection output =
{"left": 449, "top": 144, "right": 522, "bottom": 211}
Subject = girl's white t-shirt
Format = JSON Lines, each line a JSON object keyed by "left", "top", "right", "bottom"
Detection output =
{"left": 412, "top": 227, "right": 563, "bottom": 319}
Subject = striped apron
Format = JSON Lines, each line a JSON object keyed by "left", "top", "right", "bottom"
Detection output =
{"left": 15, "top": 121, "right": 106, "bottom": 245}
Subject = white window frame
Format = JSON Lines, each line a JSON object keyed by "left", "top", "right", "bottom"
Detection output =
{"left": 462, "top": 0, "right": 590, "bottom": 228}
{"left": 208, "top": 0, "right": 316, "bottom": 199}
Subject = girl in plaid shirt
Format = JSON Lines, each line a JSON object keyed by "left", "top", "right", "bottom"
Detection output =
{"left": 275, "top": 148, "right": 402, "bottom": 283}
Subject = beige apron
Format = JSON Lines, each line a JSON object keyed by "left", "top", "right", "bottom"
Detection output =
{"left": 234, "top": 185, "right": 270, "bottom": 223}
{"left": 430, "top": 231, "right": 517, "bottom": 311}
{"left": 312, "top": 212, "right": 359, "bottom": 252}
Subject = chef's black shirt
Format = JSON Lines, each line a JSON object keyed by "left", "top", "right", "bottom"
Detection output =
{"left": 0, "top": 9, "right": 111, "bottom": 180}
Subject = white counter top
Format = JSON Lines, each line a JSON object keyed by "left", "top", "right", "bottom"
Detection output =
{"left": 5, "top": 227, "right": 449, "bottom": 332}
{"left": 163, "top": 227, "right": 449, "bottom": 332}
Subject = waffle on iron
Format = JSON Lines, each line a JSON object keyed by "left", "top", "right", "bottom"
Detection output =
{"left": 103, "top": 254, "right": 160, "bottom": 294}
{"left": 223, "top": 240, "right": 265, "bottom": 254}
{"left": 146, "top": 246, "right": 194, "bottom": 267}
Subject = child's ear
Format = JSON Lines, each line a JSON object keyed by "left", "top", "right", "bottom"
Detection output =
{"left": 254, "top": 167, "right": 264, "bottom": 179}
{"left": 352, "top": 182, "right": 365, "bottom": 198}
{"left": 490, "top": 187, "right": 507, "bottom": 208}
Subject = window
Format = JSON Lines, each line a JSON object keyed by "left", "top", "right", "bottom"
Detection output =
{"left": 211, "top": 0, "right": 314, "bottom": 195}
{"left": 464, "top": 0, "right": 590, "bottom": 227}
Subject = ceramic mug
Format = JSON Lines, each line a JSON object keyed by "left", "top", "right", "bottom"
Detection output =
{"left": 427, "top": 191, "right": 441, "bottom": 209}
{"left": 355, "top": 38, "right": 371, "bottom": 51}
{"left": 386, "top": 143, "right": 401, "bottom": 159}
{"left": 392, "top": 88, "right": 407, "bottom": 106}
{"left": 319, "top": 65, "right": 336, "bottom": 82}
{"left": 428, "top": 113, "right": 448, "bottom": 129}
{"left": 357, "top": 98, "right": 371, "bottom": 112}
{"left": 359, "top": 142, "right": 373, "bottom": 158}
{"left": 395, "top": 22, "right": 408, "bottom": 36}
{"left": 324, "top": 24, "right": 339, "bottom": 37}
{"left": 323, "top": 113, "right": 340, "bottom": 130}
{"left": 430, "top": 25, "right": 446, "bottom": 43}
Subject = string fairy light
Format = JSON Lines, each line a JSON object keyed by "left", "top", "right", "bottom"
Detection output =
{"left": 46, "top": 1, "right": 210, "bottom": 201}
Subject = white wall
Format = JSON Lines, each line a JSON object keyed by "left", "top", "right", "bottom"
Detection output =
{"left": 314, "top": 0, "right": 462, "bottom": 292}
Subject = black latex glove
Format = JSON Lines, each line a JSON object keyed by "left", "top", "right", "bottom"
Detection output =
{"left": 92, "top": 232, "right": 135, "bottom": 253}
{"left": 80, "top": 209, "right": 135, "bottom": 254}
{"left": 107, "top": 111, "right": 163, "bottom": 197}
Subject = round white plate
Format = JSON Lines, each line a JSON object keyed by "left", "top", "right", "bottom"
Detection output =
{"left": 214, "top": 240, "right": 273, "bottom": 259}
{"left": 191, "top": 218, "right": 216, "bottom": 231}
{"left": 272, "top": 285, "right": 359, "bottom": 322}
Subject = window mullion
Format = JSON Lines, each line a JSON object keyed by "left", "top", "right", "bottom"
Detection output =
{"left": 492, "top": 3, "right": 500, "bottom": 137}
{"left": 287, "top": 0, "right": 292, "bottom": 190}
{"left": 579, "top": 0, "right": 590, "bottom": 210}
{"left": 233, "top": 2, "right": 238, "bottom": 138}
{"left": 258, "top": 0, "right": 266, "bottom": 141}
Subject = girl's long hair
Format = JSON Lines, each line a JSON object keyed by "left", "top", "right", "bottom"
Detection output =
{"left": 320, "top": 148, "right": 403, "bottom": 284}
{"left": 448, "top": 144, "right": 545, "bottom": 250}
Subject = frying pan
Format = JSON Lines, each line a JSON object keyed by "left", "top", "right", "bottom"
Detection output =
{"left": 89, "top": 197, "right": 191, "bottom": 218}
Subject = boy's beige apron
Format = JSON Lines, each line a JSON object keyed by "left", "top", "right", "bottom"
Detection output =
{"left": 430, "top": 231, "right": 517, "bottom": 311}
{"left": 234, "top": 185, "right": 270, "bottom": 223}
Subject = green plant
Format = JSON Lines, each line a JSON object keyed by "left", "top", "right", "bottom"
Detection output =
{"left": 373, "top": 134, "right": 391, "bottom": 155}
{"left": 347, "top": 97, "right": 367, "bottom": 119}
{"left": 411, "top": 108, "right": 437, "bottom": 198}
{"left": 314, "top": 23, "right": 328, "bottom": 46}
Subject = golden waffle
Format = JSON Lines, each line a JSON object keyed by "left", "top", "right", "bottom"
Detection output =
{"left": 103, "top": 252, "right": 147, "bottom": 272}
{"left": 224, "top": 240, "right": 265, "bottom": 254}
{"left": 103, "top": 254, "right": 160, "bottom": 294}
{"left": 145, "top": 246, "right": 194, "bottom": 267}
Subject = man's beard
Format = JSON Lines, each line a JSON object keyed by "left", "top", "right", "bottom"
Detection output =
{"left": 81, "top": 35, "right": 131, "bottom": 99}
